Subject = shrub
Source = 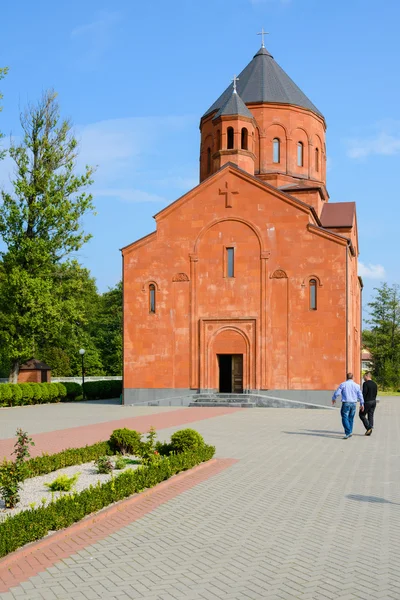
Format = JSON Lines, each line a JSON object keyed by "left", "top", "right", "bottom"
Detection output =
{"left": 61, "top": 382, "right": 82, "bottom": 401}
{"left": 84, "top": 380, "right": 122, "bottom": 400}
{"left": 109, "top": 428, "right": 142, "bottom": 455}
{"left": 139, "top": 427, "right": 160, "bottom": 464}
{"left": 10, "top": 385, "right": 23, "bottom": 407}
{"left": 0, "top": 459, "right": 21, "bottom": 508}
{"left": 56, "top": 383, "right": 67, "bottom": 401}
{"left": 39, "top": 383, "right": 50, "bottom": 404}
{"left": 155, "top": 440, "right": 174, "bottom": 456}
{"left": 25, "top": 441, "right": 113, "bottom": 478}
{"left": 170, "top": 429, "right": 205, "bottom": 454}
{"left": 48, "top": 383, "right": 60, "bottom": 403}
{"left": 28, "top": 383, "right": 43, "bottom": 403}
{"left": 18, "top": 383, "right": 34, "bottom": 405}
{"left": 95, "top": 456, "right": 114, "bottom": 474}
{"left": 0, "top": 384, "right": 13, "bottom": 407}
{"left": 0, "top": 444, "right": 215, "bottom": 557}
{"left": 44, "top": 473, "right": 80, "bottom": 492}
{"left": 114, "top": 456, "right": 127, "bottom": 470}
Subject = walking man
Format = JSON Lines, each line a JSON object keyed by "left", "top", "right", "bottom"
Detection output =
{"left": 359, "top": 372, "right": 378, "bottom": 436}
{"left": 332, "top": 373, "right": 364, "bottom": 439}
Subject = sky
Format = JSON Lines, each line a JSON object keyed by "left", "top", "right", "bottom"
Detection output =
{"left": 1, "top": 0, "right": 399, "bottom": 320}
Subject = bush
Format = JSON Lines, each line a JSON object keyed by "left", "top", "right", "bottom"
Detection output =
{"left": 95, "top": 456, "right": 114, "bottom": 474}
{"left": 61, "top": 382, "right": 82, "bottom": 401}
{"left": 0, "top": 384, "right": 12, "bottom": 407}
{"left": 44, "top": 473, "right": 80, "bottom": 492}
{"left": 114, "top": 456, "right": 128, "bottom": 470}
{"left": 10, "top": 384, "right": 23, "bottom": 407}
{"left": 48, "top": 383, "right": 60, "bottom": 403}
{"left": 0, "top": 444, "right": 215, "bottom": 557}
{"left": 109, "top": 428, "right": 142, "bottom": 455}
{"left": 18, "top": 383, "right": 34, "bottom": 405}
{"left": 56, "top": 383, "right": 67, "bottom": 401}
{"left": 155, "top": 440, "right": 174, "bottom": 456}
{"left": 0, "top": 459, "right": 21, "bottom": 508}
{"left": 39, "top": 383, "right": 50, "bottom": 404}
{"left": 25, "top": 441, "right": 113, "bottom": 478}
{"left": 84, "top": 380, "right": 122, "bottom": 400}
{"left": 28, "top": 383, "right": 43, "bottom": 403}
{"left": 170, "top": 429, "right": 205, "bottom": 454}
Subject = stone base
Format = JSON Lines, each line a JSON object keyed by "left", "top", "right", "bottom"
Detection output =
{"left": 123, "top": 388, "right": 193, "bottom": 406}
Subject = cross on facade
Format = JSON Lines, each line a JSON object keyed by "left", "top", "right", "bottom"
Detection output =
{"left": 232, "top": 74, "right": 239, "bottom": 93}
{"left": 257, "top": 28, "right": 269, "bottom": 48}
{"left": 219, "top": 181, "right": 239, "bottom": 208}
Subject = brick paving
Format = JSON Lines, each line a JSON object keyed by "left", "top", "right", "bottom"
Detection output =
{"left": 1, "top": 398, "right": 400, "bottom": 599}
{"left": 0, "top": 406, "right": 242, "bottom": 459}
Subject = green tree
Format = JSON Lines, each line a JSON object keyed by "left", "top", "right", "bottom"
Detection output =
{"left": 0, "top": 91, "right": 95, "bottom": 382}
{"left": 363, "top": 283, "right": 400, "bottom": 389}
{"left": 0, "top": 67, "right": 8, "bottom": 159}
{"left": 93, "top": 282, "right": 122, "bottom": 375}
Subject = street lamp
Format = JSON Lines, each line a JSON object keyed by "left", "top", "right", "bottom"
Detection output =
{"left": 79, "top": 348, "right": 85, "bottom": 400}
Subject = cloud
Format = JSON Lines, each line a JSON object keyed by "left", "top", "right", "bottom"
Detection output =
{"left": 71, "top": 11, "right": 121, "bottom": 68}
{"left": 346, "top": 121, "right": 400, "bottom": 159}
{"left": 359, "top": 262, "right": 386, "bottom": 280}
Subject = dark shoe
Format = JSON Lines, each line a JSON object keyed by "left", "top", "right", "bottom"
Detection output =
{"left": 365, "top": 429, "right": 373, "bottom": 436}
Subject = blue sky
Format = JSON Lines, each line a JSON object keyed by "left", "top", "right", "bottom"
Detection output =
{"left": 1, "top": 0, "right": 399, "bottom": 319}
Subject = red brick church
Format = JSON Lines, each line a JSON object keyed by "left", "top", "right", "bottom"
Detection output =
{"left": 122, "top": 37, "right": 361, "bottom": 405}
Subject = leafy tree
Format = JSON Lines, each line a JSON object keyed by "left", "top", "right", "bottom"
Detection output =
{"left": 363, "top": 283, "right": 400, "bottom": 390}
{"left": 0, "top": 67, "right": 8, "bottom": 159}
{"left": 92, "top": 282, "right": 122, "bottom": 375}
{"left": 0, "top": 90, "right": 95, "bottom": 381}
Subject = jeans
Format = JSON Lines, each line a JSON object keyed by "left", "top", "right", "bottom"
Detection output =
{"left": 359, "top": 401, "right": 376, "bottom": 430}
{"left": 341, "top": 402, "right": 356, "bottom": 436}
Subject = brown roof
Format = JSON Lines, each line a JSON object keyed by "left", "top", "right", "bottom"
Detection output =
{"left": 320, "top": 202, "right": 356, "bottom": 228}
{"left": 361, "top": 350, "right": 372, "bottom": 360}
{"left": 20, "top": 358, "right": 51, "bottom": 371}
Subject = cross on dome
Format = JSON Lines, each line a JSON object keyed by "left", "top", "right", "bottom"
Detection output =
{"left": 232, "top": 75, "right": 239, "bottom": 93}
{"left": 257, "top": 28, "right": 269, "bottom": 48}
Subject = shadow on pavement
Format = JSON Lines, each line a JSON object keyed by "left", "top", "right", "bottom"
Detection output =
{"left": 283, "top": 430, "right": 341, "bottom": 439}
{"left": 79, "top": 399, "right": 121, "bottom": 406}
{"left": 347, "top": 494, "right": 400, "bottom": 505}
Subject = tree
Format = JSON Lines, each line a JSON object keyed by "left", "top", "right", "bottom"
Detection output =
{"left": 92, "top": 282, "right": 122, "bottom": 375}
{"left": 0, "top": 67, "right": 8, "bottom": 159}
{"left": 0, "top": 91, "right": 95, "bottom": 382}
{"left": 363, "top": 283, "right": 400, "bottom": 390}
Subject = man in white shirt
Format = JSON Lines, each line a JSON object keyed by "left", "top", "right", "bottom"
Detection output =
{"left": 332, "top": 373, "right": 364, "bottom": 439}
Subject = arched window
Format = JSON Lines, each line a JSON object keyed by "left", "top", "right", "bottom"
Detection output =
{"left": 227, "top": 127, "right": 234, "bottom": 150}
{"left": 297, "top": 142, "right": 304, "bottom": 167}
{"left": 309, "top": 279, "right": 317, "bottom": 310}
{"left": 273, "top": 138, "right": 280, "bottom": 163}
{"left": 241, "top": 128, "right": 248, "bottom": 150}
{"left": 315, "top": 148, "right": 319, "bottom": 172}
{"left": 207, "top": 147, "right": 211, "bottom": 175}
{"left": 149, "top": 284, "right": 156, "bottom": 313}
{"left": 216, "top": 129, "right": 221, "bottom": 150}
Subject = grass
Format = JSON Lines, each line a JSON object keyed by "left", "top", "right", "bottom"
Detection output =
{"left": 378, "top": 391, "right": 400, "bottom": 397}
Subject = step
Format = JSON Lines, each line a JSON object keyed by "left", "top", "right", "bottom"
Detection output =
{"left": 189, "top": 402, "right": 255, "bottom": 408}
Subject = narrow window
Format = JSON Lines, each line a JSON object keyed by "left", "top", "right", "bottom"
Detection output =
{"left": 149, "top": 284, "right": 156, "bottom": 313}
{"left": 315, "top": 148, "right": 319, "bottom": 172}
{"left": 216, "top": 129, "right": 221, "bottom": 150}
{"left": 226, "top": 248, "right": 235, "bottom": 278}
{"left": 273, "top": 138, "right": 280, "bottom": 163}
{"left": 207, "top": 147, "right": 211, "bottom": 175}
{"left": 297, "top": 142, "right": 304, "bottom": 167}
{"left": 309, "top": 279, "right": 317, "bottom": 310}
{"left": 241, "top": 127, "right": 248, "bottom": 150}
{"left": 227, "top": 127, "right": 234, "bottom": 150}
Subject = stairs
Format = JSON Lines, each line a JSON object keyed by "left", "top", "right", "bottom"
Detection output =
{"left": 189, "top": 393, "right": 255, "bottom": 408}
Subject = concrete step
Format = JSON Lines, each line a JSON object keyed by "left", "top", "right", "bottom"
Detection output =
{"left": 189, "top": 401, "right": 255, "bottom": 408}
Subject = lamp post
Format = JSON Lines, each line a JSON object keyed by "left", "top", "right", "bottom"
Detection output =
{"left": 79, "top": 348, "right": 85, "bottom": 400}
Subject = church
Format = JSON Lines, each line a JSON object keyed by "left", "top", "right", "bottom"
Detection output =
{"left": 122, "top": 36, "right": 361, "bottom": 405}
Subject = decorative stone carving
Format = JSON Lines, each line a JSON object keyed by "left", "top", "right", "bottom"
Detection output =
{"left": 172, "top": 272, "right": 189, "bottom": 282}
{"left": 270, "top": 269, "right": 288, "bottom": 279}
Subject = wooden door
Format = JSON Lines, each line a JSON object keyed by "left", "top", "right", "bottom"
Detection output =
{"left": 231, "top": 355, "right": 243, "bottom": 393}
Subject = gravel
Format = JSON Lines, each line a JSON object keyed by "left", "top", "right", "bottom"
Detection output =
{"left": 0, "top": 456, "right": 141, "bottom": 520}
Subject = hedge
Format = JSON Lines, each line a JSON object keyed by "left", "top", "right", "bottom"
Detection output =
{"left": 83, "top": 380, "right": 122, "bottom": 400}
{"left": 0, "top": 444, "right": 215, "bottom": 557}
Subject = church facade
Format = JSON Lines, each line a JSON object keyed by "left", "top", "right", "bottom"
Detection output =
{"left": 122, "top": 41, "right": 361, "bottom": 405}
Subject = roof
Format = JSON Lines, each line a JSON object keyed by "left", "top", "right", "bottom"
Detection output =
{"left": 320, "top": 202, "right": 356, "bottom": 228}
{"left": 362, "top": 349, "right": 372, "bottom": 360}
{"left": 213, "top": 90, "right": 254, "bottom": 120}
{"left": 203, "top": 46, "right": 323, "bottom": 119}
{"left": 20, "top": 358, "right": 51, "bottom": 371}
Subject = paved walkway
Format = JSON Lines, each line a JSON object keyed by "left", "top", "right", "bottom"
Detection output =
{"left": 1, "top": 399, "right": 400, "bottom": 599}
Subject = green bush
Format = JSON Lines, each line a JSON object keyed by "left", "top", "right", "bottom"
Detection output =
{"left": 170, "top": 429, "right": 205, "bottom": 454}
{"left": 18, "top": 383, "right": 34, "bottom": 405}
{"left": 0, "top": 444, "right": 215, "bottom": 557}
{"left": 61, "top": 382, "right": 82, "bottom": 401}
{"left": 84, "top": 380, "right": 122, "bottom": 400}
{"left": 0, "top": 459, "right": 21, "bottom": 508}
{"left": 39, "top": 383, "right": 50, "bottom": 403}
{"left": 155, "top": 440, "right": 174, "bottom": 456}
{"left": 44, "top": 473, "right": 80, "bottom": 492}
{"left": 114, "top": 456, "right": 128, "bottom": 470}
{"left": 95, "top": 456, "right": 113, "bottom": 474}
{"left": 48, "top": 383, "right": 60, "bottom": 403}
{"left": 28, "top": 383, "right": 43, "bottom": 403}
{"left": 10, "top": 384, "right": 23, "bottom": 407}
{"left": 56, "top": 383, "right": 67, "bottom": 401}
{"left": 25, "top": 441, "right": 113, "bottom": 478}
{"left": 109, "top": 428, "right": 142, "bottom": 455}
{"left": 0, "top": 384, "right": 13, "bottom": 407}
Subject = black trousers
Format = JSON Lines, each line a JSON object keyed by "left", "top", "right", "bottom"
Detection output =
{"left": 359, "top": 401, "right": 376, "bottom": 430}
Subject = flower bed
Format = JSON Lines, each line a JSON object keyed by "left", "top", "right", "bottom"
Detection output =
{"left": 0, "top": 427, "right": 215, "bottom": 558}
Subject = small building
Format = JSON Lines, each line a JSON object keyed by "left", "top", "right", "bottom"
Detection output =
{"left": 18, "top": 358, "right": 51, "bottom": 384}
{"left": 361, "top": 348, "right": 373, "bottom": 373}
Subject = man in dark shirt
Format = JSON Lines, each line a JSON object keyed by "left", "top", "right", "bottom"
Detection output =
{"left": 359, "top": 372, "right": 378, "bottom": 436}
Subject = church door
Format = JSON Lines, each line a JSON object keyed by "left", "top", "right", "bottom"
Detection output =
{"left": 218, "top": 354, "right": 243, "bottom": 393}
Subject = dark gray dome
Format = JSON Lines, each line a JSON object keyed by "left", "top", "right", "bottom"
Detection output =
{"left": 203, "top": 47, "right": 322, "bottom": 119}
{"left": 213, "top": 90, "right": 254, "bottom": 120}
